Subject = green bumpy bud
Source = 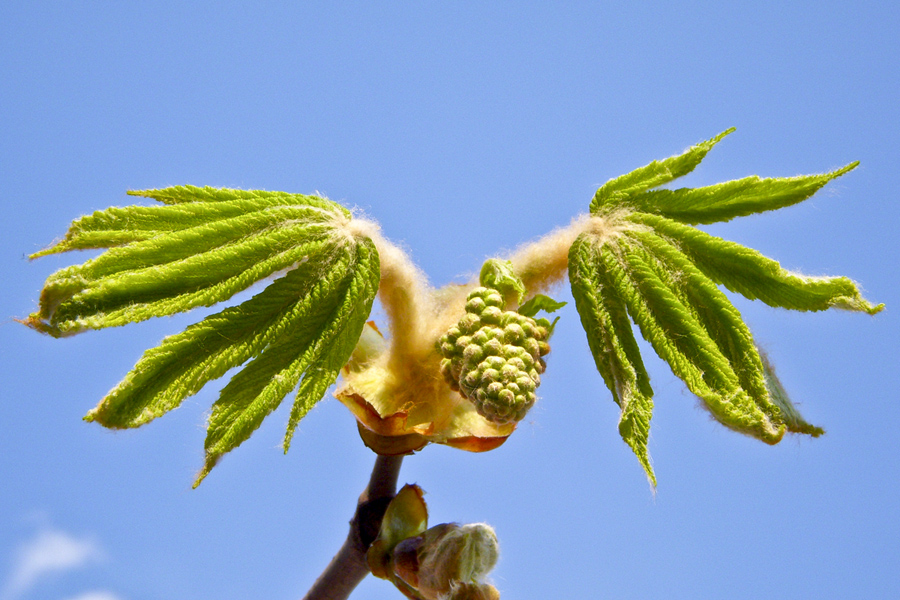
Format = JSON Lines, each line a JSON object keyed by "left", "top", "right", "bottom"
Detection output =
{"left": 438, "top": 287, "right": 551, "bottom": 425}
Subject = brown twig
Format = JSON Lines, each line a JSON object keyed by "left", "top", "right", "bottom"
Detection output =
{"left": 301, "top": 454, "right": 405, "bottom": 600}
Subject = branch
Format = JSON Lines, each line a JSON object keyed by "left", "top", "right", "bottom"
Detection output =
{"left": 302, "top": 454, "right": 404, "bottom": 600}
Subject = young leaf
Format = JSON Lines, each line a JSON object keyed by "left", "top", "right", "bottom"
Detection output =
{"left": 602, "top": 237, "right": 784, "bottom": 443}
{"left": 569, "top": 233, "right": 655, "bottom": 485}
{"left": 195, "top": 237, "right": 379, "bottom": 485}
{"left": 479, "top": 258, "right": 526, "bottom": 304}
{"left": 85, "top": 237, "right": 346, "bottom": 429}
{"left": 28, "top": 186, "right": 382, "bottom": 485}
{"left": 30, "top": 189, "right": 339, "bottom": 255}
{"left": 590, "top": 128, "right": 734, "bottom": 214}
{"left": 757, "top": 348, "right": 824, "bottom": 437}
{"left": 620, "top": 163, "right": 858, "bottom": 224}
{"left": 517, "top": 294, "right": 566, "bottom": 318}
{"left": 622, "top": 227, "right": 780, "bottom": 425}
{"left": 127, "top": 185, "right": 343, "bottom": 205}
{"left": 626, "top": 212, "right": 883, "bottom": 314}
{"left": 26, "top": 187, "right": 351, "bottom": 336}
{"left": 284, "top": 244, "right": 382, "bottom": 449}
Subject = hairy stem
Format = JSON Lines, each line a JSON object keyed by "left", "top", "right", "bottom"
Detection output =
{"left": 345, "top": 218, "right": 434, "bottom": 358}
{"left": 507, "top": 213, "right": 630, "bottom": 294}
{"left": 302, "top": 454, "right": 404, "bottom": 600}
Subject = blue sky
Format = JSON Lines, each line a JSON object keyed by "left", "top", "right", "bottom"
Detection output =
{"left": 2, "top": 3, "right": 898, "bottom": 599}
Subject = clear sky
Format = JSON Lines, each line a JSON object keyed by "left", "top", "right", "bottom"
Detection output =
{"left": 2, "top": 3, "right": 898, "bottom": 599}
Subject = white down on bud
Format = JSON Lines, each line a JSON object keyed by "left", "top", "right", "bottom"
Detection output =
{"left": 416, "top": 523, "right": 500, "bottom": 600}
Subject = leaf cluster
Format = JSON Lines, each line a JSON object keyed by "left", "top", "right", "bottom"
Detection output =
{"left": 24, "top": 132, "right": 882, "bottom": 487}
{"left": 26, "top": 187, "right": 379, "bottom": 485}
{"left": 570, "top": 130, "right": 881, "bottom": 484}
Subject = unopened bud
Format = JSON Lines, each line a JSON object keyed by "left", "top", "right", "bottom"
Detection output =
{"left": 412, "top": 523, "right": 499, "bottom": 600}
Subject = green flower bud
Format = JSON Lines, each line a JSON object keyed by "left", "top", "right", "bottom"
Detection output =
{"left": 480, "top": 306, "right": 503, "bottom": 325}
{"left": 483, "top": 338, "right": 502, "bottom": 356}
{"left": 464, "top": 344, "right": 485, "bottom": 364}
{"left": 483, "top": 291, "right": 504, "bottom": 308}
{"left": 459, "top": 313, "right": 481, "bottom": 334}
{"left": 503, "top": 323, "right": 525, "bottom": 344}
{"left": 437, "top": 286, "right": 553, "bottom": 425}
{"left": 465, "top": 296, "right": 486, "bottom": 314}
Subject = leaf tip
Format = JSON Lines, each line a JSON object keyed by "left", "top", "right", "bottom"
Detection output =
{"left": 868, "top": 302, "right": 886, "bottom": 315}
{"left": 18, "top": 314, "right": 61, "bottom": 337}
{"left": 193, "top": 459, "right": 217, "bottom": 488}
{"left": 835, "top": 161, "right": 860, "bottom": 177}
{"left": 127, "top": 188, "right": 178, "bottom": 204}
{"left": 28, "top": 247, "right": 56, "bottom": 260}
{"left": 282, "top": 427, "right": 296, "bottom": 455}
{"left": 760, "top": 423, "right": 788, "bottom": 445}
{"left": 833, "top": 295, "right": 884, "bottom": 315}
{"left": 789, "top": 423, "right": 825, "bottom": 437}
{"left": 714, "top": 127, "right": 736, "bottom": 143}
{"left": 638, "top": 453, "right": 657, "bottom": 489}
{"left": 83, "top": 400, "right": 137, "bottom": 430}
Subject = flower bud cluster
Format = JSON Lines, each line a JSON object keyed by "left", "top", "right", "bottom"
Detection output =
{"left": 439, "top": 287, "right": 551, "bottom": 425}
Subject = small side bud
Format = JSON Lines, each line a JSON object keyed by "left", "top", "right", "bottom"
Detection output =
{"left": 411, "top": 523, "right": 500, "bottom": 600}
{"left": 366, "top": 484, "right": 429, "bottom": 579}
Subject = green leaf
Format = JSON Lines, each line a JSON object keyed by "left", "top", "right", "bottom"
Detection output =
{"left": 626, "top": 212, "right": 884, "bottom": 314}
{"left": 128, "top": 185, "right": 352, "bottom": 207}
{"left": 195, "top": 237, "right": 379, "bottom": 486}
{"left": 620, "top": 163, "right": 858, "bottom": 224}
{"left": 284, "top": 243, "right": 381, "bottom": 448}
{"left": 602, "top": 236, "right": 784, "bottom": 443}
{"left": 479, "top": 258, "right": 526, "bottom": 304}
{"left": 569, "top": 233, "right": 655, "bottom": 485}
{"left": 590, "top": 129, "right": 734, "bottom": 214}
{"left": 29, "top": 186, "right": 381, "bottom": 485}
{"left": 30, "top": 189, "right": 341, "bottom": 256}
{"left": 517, "top": 294, "right": 567, "bottom": 318}
{"left": 26, "top": 187, "right": 352, "bottom": 336}
{"left": 85, "top": 237, "right": 347, "bottom": 429}
{"left": 622, "top": 227, "right": 782, "bottom": 427}
{"left": 757, "top": 348, "right": 824, "bottom": 437}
